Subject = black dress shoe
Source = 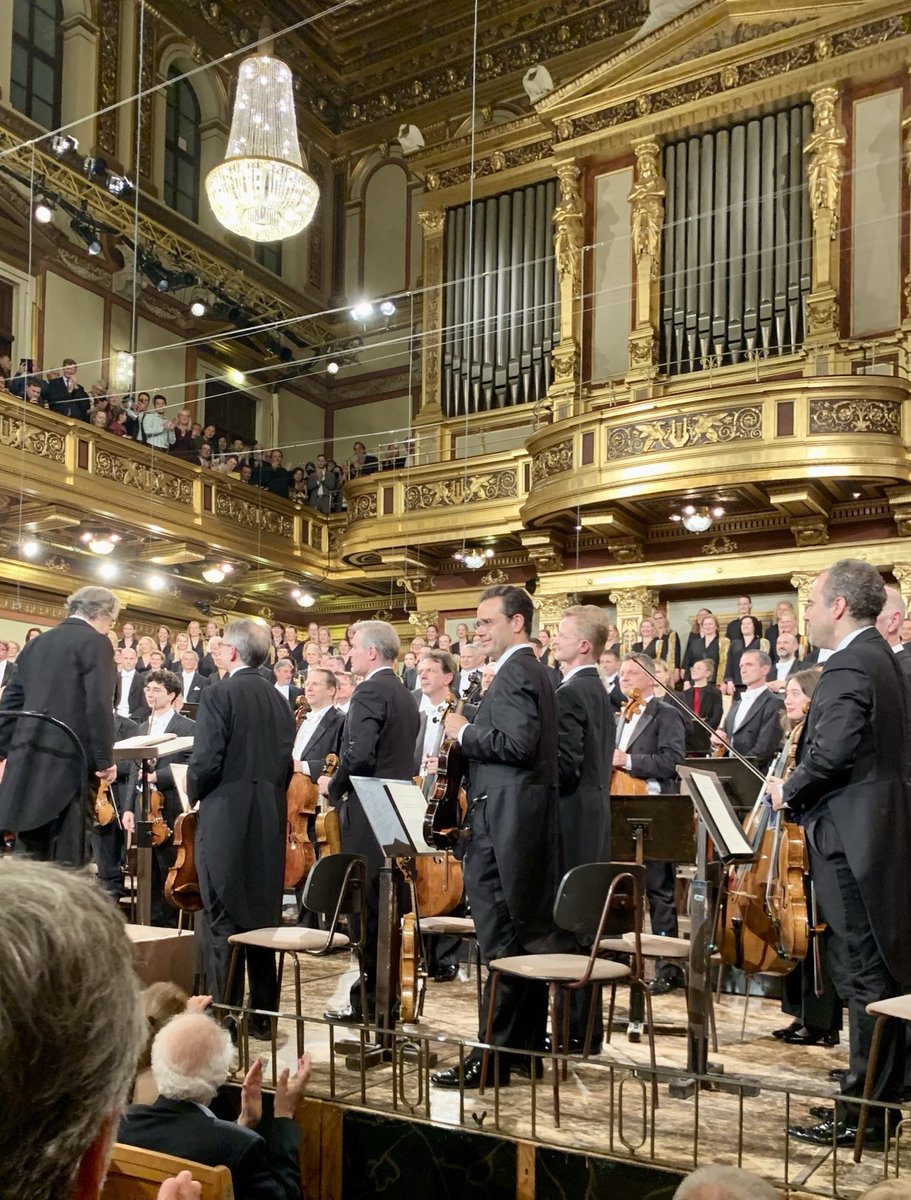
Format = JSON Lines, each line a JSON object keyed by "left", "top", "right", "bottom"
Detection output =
{"left": 649, "top": 976, "right": 684, "bottom": 996}
{"left": 543, "top": 1035, "right": 603, "bottom": 1055}
{"left": 772, "top": 1019, "right": 803, "bottom": 1040}
{"left": 809, "top": 1105, "right": 835, "bottom": 1121}
{"left": 511, "top": 1057, "right": 544, "bottom": 1080}
{"left": 828, "top": 1067, "right": 849, "bottom": 1083}
{"left": 431, "top": 966, "right": 459, "bottom": 982}
{"left": 323, "top": 1003, "right": 369, "bottom": 1024}
{"left": 782, "top": 1026, "right": 840, "bottom": 1047}
{"left": 431, "top": 1057, "right": 509, "bottom": 1089}
{"left": 248, "top": 1018, "right": 274, "bottom": 1041}
{"left": 788, "top": 1118, "right": 888, "bottom": 1149}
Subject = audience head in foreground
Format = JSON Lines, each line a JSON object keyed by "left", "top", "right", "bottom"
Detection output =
{"left": 0, "top": 858, "right": 146, "bottom": 1200}
{"left": 673, "top": 1165, "right": 780, "bottom": 1200}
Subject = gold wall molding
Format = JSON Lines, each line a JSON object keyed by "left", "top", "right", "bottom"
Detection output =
{"left": 95, "top": 450, "right": 193, "bottom": 505}
{"left": 404, "top": 470, "right": 519, "bottom": 511}
{"left": 606, "top": 406, "right": 763, "bottom": 460}
{"left": 0, "top": 414, "right": 66, "bottom": 464}
{"left": 212, "top": 492, "right": 294, "bottom": 538}
{"left": 532, "top": 439, "right": 573, "bottom": 482}
{"left": 808, "top": 398, "right": 901, "bottom": 436}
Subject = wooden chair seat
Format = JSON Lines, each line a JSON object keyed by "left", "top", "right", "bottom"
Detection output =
{"left": 489, "top": 952, "right": 632, "bottom": 983}
{"left": 227, "top": 927, "right": 349, "bottom": 952}
{"left": 419, "top": 916, "right": 476, "bottom": 936}
{"left": 103, "top": 1143, "right": 233, "bottom": 1200}
{"left": 600, "top": 932, "right": 691, "bottom": 958}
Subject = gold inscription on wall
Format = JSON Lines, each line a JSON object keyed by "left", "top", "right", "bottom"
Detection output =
{"left": 404, "top": 470, "right": 518, "bottom": 511}
{"left": 606, "top": 407, "right": 762, "bottom": 460}
{"left": 808, "top": 399, "right": 901, "bottom": 436}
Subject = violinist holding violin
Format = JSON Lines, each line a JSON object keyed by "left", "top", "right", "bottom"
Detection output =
{"left": 769, "top": 561, "right": 911, "bottom": 1150}
{"left": 612, "top": 653, "right": 687, "bottom": 995}
{"left": 122, "top": 670, "right": 194, "bottom": 927}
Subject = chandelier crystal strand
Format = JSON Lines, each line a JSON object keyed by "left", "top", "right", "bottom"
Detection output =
{"left": 205, "top": 54, "right": 319, "bottom": 241}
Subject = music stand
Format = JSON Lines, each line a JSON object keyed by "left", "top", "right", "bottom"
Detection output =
{"left": 685, "top": 755, "right": 760, "bottom": 817}
{"left": 673, "top": 764, "right": 757, "bottom": 1099}
{"left": 345, "top": 777, "right": 441, "bottom": 1069}
{"left": 112, "top": 734, "right": 194, "bottom": 926}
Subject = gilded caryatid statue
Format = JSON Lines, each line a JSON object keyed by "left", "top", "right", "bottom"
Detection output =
{"left": 804, "top": 87, "right": 846, "bottom": 233}
{"left": 628, "top": 140, "right": 666, "bottom": 281}
{"left": 553, "top": 163, "right": 583, "bottom": 284}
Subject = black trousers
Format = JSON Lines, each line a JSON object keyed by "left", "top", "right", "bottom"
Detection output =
{"left": 89, "top": 820, "right": 125, "bottom": 900}
{"left": 16, "top": 787, "right": 90, "bottom": 866}
{"left": 463, "top": 799, "right": 547, "bottom": 1064}
{"left": 646, "top": 860, "right": 684, "bottom": 982}
{"left": 198, "top": 893, "right": 278, "bottom": 1014}
{"left": 808, "top": 814, "right": 903, "bottom": 1126}
{"left": 781, "top": 919, "right": 842, "bottom": 1035}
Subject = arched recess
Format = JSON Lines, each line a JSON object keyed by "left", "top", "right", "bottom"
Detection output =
{"left": 346, "top": 151, "right": 421, "bottom": 298}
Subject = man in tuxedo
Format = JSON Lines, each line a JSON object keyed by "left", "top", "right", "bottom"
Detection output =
{"left": 116, "top": 647, "right": 149, "bottom": 723}
{"left": 272, "top": 659, "right": 303, "bottom": 710}
{"left": 90, "top": 710, "right": 139, "bottom": 902}
{"left": 598, "top": 647, "right": 624, "bottom": 711}
{"left": 196, "top": 634, "right": 221, "bottom": 678}
{"left": 766, "top": 633, "right": 801, "bottom": 694}
{"left": 0, "top": 640, "right": 13, "bottom": 690}
{"left": 712, "top": 651, "right": 783, "bottom": 773}
{"left": 177, "top": 650, "right": 209, "bottom": 705}
{"left": 119, "top": 1011, "right": 306, "bottom": 1200}
{"left": 771, "top": 561, "right": 911, "bottom": 1148}
{"left": 291, "top": 668, "right": 344, "bottom": 779}
{"left": 876, "top": 584, "right": 911, "bottom": 686}
{"left": 455, "top": 642, "right": 483, "bottom": 699}
{"left": 188, "top": 621, "right": 295, "bottom": 1029}
{"left": 433, "top": 585, "right": 560, "bottom": 1088}
{"left": 45, "top": 357, "right": 90, "bottom": 420}
{"left": 0, "top": 586, "right": 118, "bottom": 864}
{"left": 612, "top": 652, "right": 687, "bottom": 993}
{"left": 122, "top": 669, "right": 195, "bottom": 927}
{"left": 552, "top": 603, "right": 615, "bottom": 1050}
{"left": 680, "top": 657, "right": 723, "bottom": 754}
{"left": 318, "top": 621, "right": 419, "bottom": 1023}
{"left": 726, "top": 594, "right": 762, "bottom": 641}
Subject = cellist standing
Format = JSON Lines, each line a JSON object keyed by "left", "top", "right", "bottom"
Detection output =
{"left": 769, "top": 561, "right": 911, "bottom": 1150}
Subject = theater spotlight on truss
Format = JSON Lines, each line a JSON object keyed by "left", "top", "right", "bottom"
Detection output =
{"left": 106, "top": 174, "right": 132, "bottom": 196}
{"left": 71, "top": 211, "right": 102, "bottom": 256}
{"left": 522, "top": 64, "right": 554, "bottom": 102}
{"left": 189, "top": 291, "right": 208, "bottom": 318}
{"left": 33, "top": 195, "right": 54, "bottom": 224}
{"left": 395, "top": 124, "right": 425, "bottom": 155}
{"left": 670, "top": 504, "right": 725, "bottom": 533}
{"left": 205, "top": 43, "right": 320, "bottom": 242}
{"left": 379, "top": 300, "right": 396, "bottom": 317}
{"left": 50, "top": 134, "right": 78, "bottom": 156}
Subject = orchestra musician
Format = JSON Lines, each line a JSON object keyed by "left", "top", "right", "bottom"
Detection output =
{"left": 90, "top": 710, "right": 140, "bottom": 903}
{"left": 612, "top": 652, "right": 687, "bottom": 994}
{"left": 770, "top": 561, "right": 911, "bottom": 1148}
{"left": 769, "top": 667, "right": 842, "bottom": 1048}
{"left": 551, "top": 603, "right": 615, "bottom": 1051}
{"left": 0, "top": 585, "right": 119, "bottom": 865}
{"left": 432, "top": 585, "right": 560, "bottom": 1089}
{"left": 292, "top": 668, "right": 344, "bottom": 779}
{"left": 318, "top": 621, "right": 419, "bottom": 1026}
{"left": 188, "top": 620, "right": 295, "bottom": 1035}
{"left": 710, "top": 650, "right": 784, "bottom": 773}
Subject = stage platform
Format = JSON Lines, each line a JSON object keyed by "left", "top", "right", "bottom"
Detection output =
{"left": 216, "top": 950, "right": 911, "bottom": 1200}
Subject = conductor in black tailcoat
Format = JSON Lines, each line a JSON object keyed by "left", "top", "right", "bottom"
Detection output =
{"left": 0, "top": 586, "right": 119, "bottom": 865}
{"left": 612, "top": 652, "right": 687, "bottom": 992}
{"left": 433, "top": 585, "right": 560, "bottom": 1089}
{"left": 188, "top": 620, "right": 295, "bottom": 1027}
{"left": 552, "top": 604, "right": 615, "bottom": 1050}
{"left": 318, "top": 621, "right": 419, "bottom": 1023}
{"left": 771, "top": 561, "right": 911, "bottom": 1148}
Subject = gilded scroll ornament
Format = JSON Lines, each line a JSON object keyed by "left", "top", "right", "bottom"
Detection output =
{"left": 94, "top": 451, "right": 193, "bottom": 503}
{"left": 805, "top": 88, "right": 846, "bottom": 231}
{"left": 806, "top": 296, "right": 839, "bottom": 335}
{"left": 418, "top": 210, "right": 446, "bottom": 238}
{"left": 808, "top": 399, "right": 901, "bottom": 436}
{"left": 608, "top": 538, "right": 645, "bottom": 564}
{"left": 404, "top": 470, "right": 518, "bottom": 511}
{"left": 607, "top": 406, "right": 762, "bottom": 460}
{"left": 553, "top": 164, "right": 583, "bottom": 283}
{"left": 0, "top": 416, "right": 66, "bottom": 463}
{"left": 701, "top": 535, "right": 738, "bottom": 556}
{"left": 213, "top": 491, "right": 293, "bottom": 536}
{"left": 532, "top": 440, "right": 573, "bottom": 482}
{"left": 791, "top": 518, "right": 829, "bottom": 547}
{"left": 628, "top": 141, "right": 665, "bottom": 281}
{"left": 347, "top": 493, "right": 378, "bottom": 523}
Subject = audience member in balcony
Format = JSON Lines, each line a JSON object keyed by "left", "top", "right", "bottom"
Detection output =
{"left": 213, "top": 434, "right": 228, "bottom": 459}
{"left": 7, "top": 357, "right": 43, "bottom": 400}
{"left": 136, "top": 635, "right": 157, "bottom": 671}
{"left": 307, "top": 455, "right": 340, "bottom": 513}
{"left": 123, "top": 391, "right": 151, "bottom": 439}
{"left": 200, "top": 423, "right": 217, "bottom": 449}
{"left": 87, "top": 379, "right": 110, "bottom": 416}
{"left": 239, "top": 463, "right": 253, "bottom": 484}
{"left": 214, "top": 453, "right": 240, "bottom": 475}
{"left": 46, "top": 357, "right": 90, "bottom": 420}
{"left": 288, "top": 466, "right": 307, "bottom": 503}
{"left": 349, "top": 440, "right": 378, "bottom": 478}
{"left": 190, "top": 421, "right": 203, "bottom": 442}
{"left": 260, "top": 448, "right": 289, "bottom": 496}
{"left": 22, "top": 377, "right": 48, "bottom": 408}
{"left": 169, "top": 409, "right": 197, "bottom": 460}
{"left": 198, "top": 443, "right": 214, "bottom": 469}
{"left": 138, "top": 395, "right": 176, "bottom": 451}
{"left": 108, "top": 405, "right": 128, "bottom": 435}
{"left": 380, "top": 442, "right": 407, "bottom": 470}
{"left": 90, "top": 408, "right": 111, "bottom": 431}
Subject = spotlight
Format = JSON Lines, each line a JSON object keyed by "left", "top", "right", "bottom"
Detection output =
{"left": 141, "top": 257, "right": 171, "bottom": 291}
{"left": 71, "top": 213, "right": 102, "bottom": 256}
{"left": 146, "top": 572, "right": 166, "bottom": 592}
{"left": 224, "top": 368, "right": 246, "bottom": 387}
{"left": 33, "top": 196, "right": 54, "bottom": 225}
{"left": 82, "top": 155, "right": 107, "bottom": 178}
{"left": 105, "top": 174, "right": 132, "bottom": 196}
{"left": 189, "top": 291, "right": 208, "bottom": 318}
{"left": 326, "top": 360, "right": 340, "bottom": 375}
{"left": 202, "top": 561, "right": 233, "bottom": 584}
{"left": 20, "top": 539, "right": 41, "bottom": 558}
{"left": 50, "top": 134, "right": 78, "bottom": 156}
{"left": 395, "top": 124, "right": 425, "bottom": 155}
{"left": 350, "top": 301, "right": 374, "bottom": 321}
{"left": 81, "top": 531, "right": 121, "bottom": 555}
{"left": 379, "top": 300, "right": 396, "bottom": 317}
{"left": 97, "top": 561, "right": 118, "bottom": 582}
{"left": 522, "top": 64, "right": 555, "bottom": 103}
{"left": 291, "top": 588, "right": 316, "bottom": 608}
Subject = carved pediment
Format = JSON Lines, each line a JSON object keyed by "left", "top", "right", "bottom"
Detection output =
{"left": 538, "top": 0, "right": 854, "bottom": 117}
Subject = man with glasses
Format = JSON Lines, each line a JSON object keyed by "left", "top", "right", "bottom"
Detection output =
{"left": 432, "top": 585, "right": 560, "bottom": 1089}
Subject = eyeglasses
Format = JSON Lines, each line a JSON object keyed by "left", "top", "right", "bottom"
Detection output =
{"left": 475, "top": 613, "right": 507, "bottom": 630}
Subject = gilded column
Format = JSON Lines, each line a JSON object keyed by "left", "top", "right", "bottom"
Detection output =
{"left": 790, "top": 571, "right": 817, "bottom": 650}
{"left": 804, "top": 86, "right": 846, "bottom": 343}
{"left": 550, "top": 162, "right": 584, "bottom": 419}
{"left": 891, "top": 563, "right": 911, "bottom": 611}
{"left": 535, "top": 592, "right": 572, "bottom": 634}
{"left": 627, "top": 137, "right": 665, "bottom": 382}
{"left": 415, "top": 209, "right": 446, "bottom": 443}
{"left": 609, "top": 587, "right": 659, "bottom": 653}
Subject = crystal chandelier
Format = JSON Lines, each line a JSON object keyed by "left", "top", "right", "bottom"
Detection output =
{"left": 205, "top": 51, "right": 319, "bottom": 242}
{"left": 669, "top": 504, "right": 726, "bottom": 533}
{"left": 453, "top": 547, "right": 495, "bottom": 570}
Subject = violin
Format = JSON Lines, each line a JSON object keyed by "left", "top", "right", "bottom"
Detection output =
{"left": 94, "top": 780, "right": 118, "bottom": 827}
{"left": 148, "top": 786, "right": 171, "bottom": 846}
{"left": 611, "top": 689, "right": 649, "bottom": 796}
{"left": 164, "top": 809, "right": 202, "bottom": 912}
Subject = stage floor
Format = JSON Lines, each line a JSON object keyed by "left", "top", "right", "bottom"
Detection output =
{"left": 226, "top": 951, "right": 910, "bottom": 1199}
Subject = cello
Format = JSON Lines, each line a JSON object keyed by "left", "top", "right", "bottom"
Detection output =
{"left": 285, "top": 695, "right": 318, "bottom": 889}
{"left": 164, "top": 807, "right": 202, "bottom": 912}
{"left": 611, "top": 689, "right": 649, "bottom": 796}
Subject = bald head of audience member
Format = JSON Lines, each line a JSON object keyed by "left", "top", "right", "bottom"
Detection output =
{"left": 0, "top": 859, "right": 146, "bottom": 1200}
{"left": 673, "top": 1166, "right": 780, "bottom": 1200}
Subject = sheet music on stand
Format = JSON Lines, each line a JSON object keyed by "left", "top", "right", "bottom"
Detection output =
{"left": 352, "top": 776, "right": 437, "bottom": 858}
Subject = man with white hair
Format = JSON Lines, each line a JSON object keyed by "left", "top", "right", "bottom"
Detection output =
{"left": 119, "top": 1012, "right": 308, "bottom": 1200}
{"left": 0, "top": 858, "right": 197, "bottom": 1200}
{"left": 673, "top": 1165, "right": 780, "bottom": 1199}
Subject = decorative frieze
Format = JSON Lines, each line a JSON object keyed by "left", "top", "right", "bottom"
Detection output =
{"left": 532, "top": 439, "right": 573, "bottom": 483}
{"left": 0, "top": 415, "right": 66, "bottom": 463}
{"left": 606, "top": 406, "right": 762, "bottom": 460}
{"left": 96, "top": 450, "right": 193, "bottom": 504}
{"left": 808, "top": 399, "right": 901, "bottom": 437}
{"left": 212, "top": 491, "right": 293, "bottom": 537}
{"left": 404, "top": 470, "right": 518, "bottom": 511}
